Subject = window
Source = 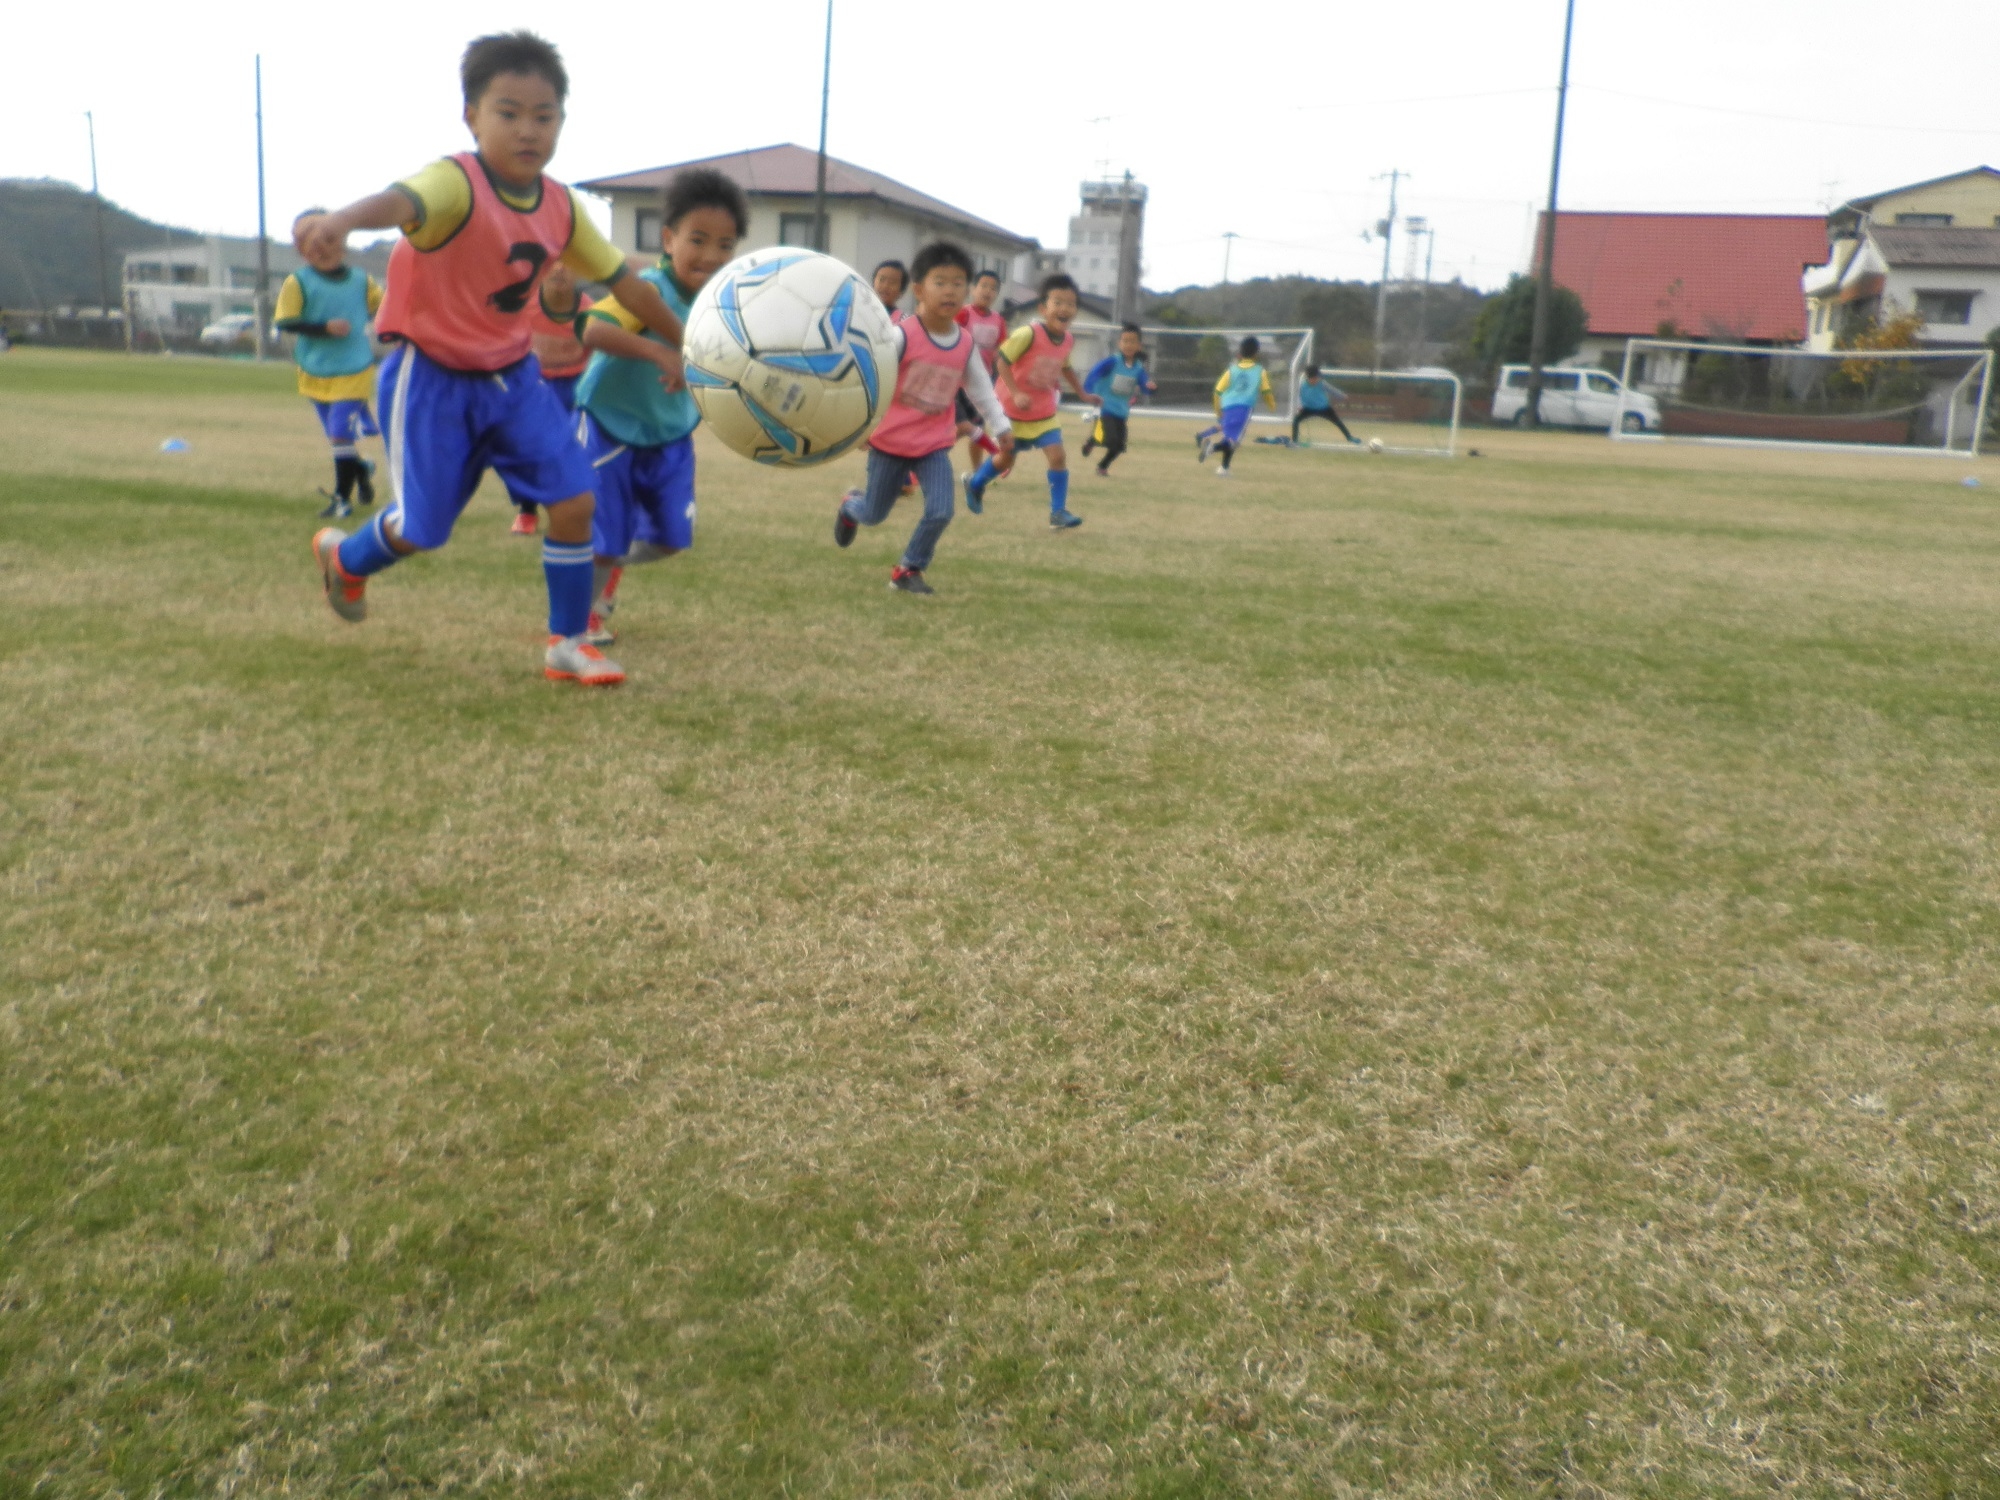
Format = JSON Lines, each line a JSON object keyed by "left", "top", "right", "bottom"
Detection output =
{"left": 778, "top": 212, "right": 821, "bottom": 248}
{"left": 170, "top": 264, "right": 206, "bottom": 285}
{"left": 127, "top": 262, "right": 164, "bottom": 283}
{"left": 228, "top": 266, "right": 264, "bottom": 288}
{"left": 1505, "top": 369, "right": 1530, "bottom": 388}
{"left": 1915, "top": 289, "right": 1975, "bottom": 325}
{"left": 1586, "top": 373, "right": 1618, "bottom": 394}
{"left": 634, "top": 209, "right": 662, "bottom": 250}
{"left": 1547, "top": 371, "right": 1580, "bottom": 391}
{"left": 1895, "top": 212, "right": 1953, "bottom": 226}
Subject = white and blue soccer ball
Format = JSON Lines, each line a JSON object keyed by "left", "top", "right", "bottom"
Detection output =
{"left": 682, "top": 248, "right": 897, "bottom": 466}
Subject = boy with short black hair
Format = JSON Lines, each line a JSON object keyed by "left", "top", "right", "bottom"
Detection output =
{"left": 873, "top": 260, "right": 909, "bottom": 316}
{"left": 276, "top": 208, "right": 384, "bottom": 519}
{"left": 299, "top": 29, "right": 691, "bottom": 687}
{"left": 967, "top": 272, "right": 1097, "bottom": 529}
{"left": 1293, "top": 364, "right": 1358, "bottom": 445}
{"left": 833, "top": 240, "right": 1013, "bottom": 594}
{"left": 1195, "top": 335, "right": 1276, "bottom": 476}
{"left": 955, "top": 267, "right": 1007, "bottom": 471}
{"left": 573, "top": 167, "right": 748, "bottom": 645}
{"left": 508, "top": 261, "right": 594, "bottom": 535}
{"left": 1080, "top": 322, "right": 1155, "bottom": 477}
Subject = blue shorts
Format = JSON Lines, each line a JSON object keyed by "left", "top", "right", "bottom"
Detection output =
{"left": 581, "top": 412, "right": 696, "bottom": 558}
{"left": 1019, "top": 427, "right": 1065, "bottom": 450}
{"left": 312, "top": 398, "right": 378, "bottom": 443}
{"left": 545, "top": 373, "right": 580, "bottom": 412}
{"left": 376, "top": 344, "right": 596, "bottom": 551}
{"left": 1220, "top": 404, "right": 1254, "bottom": 445}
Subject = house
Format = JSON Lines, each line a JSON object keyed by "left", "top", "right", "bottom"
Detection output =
{"left": 576, "top": 144, "right": 1039, "bottom": 301}
{"left": 1533, "top": 211, "right": 1829, "bottom": 383}
{"left": 1801, "top": 168, "right": 2000, "bottom": 351}
{"left": 122, "top": 234, "right": 390, "bottom": 338}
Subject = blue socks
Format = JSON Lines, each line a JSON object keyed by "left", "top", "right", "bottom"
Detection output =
{"left": 543, "top": 539, "right": 594, "bottom": 638}
{"left": 1048, "top": 468, "right": 1069, "bottom": 516}
{"left": 969, "top": 457, "right": 999, "bottom": 493}
{"left": 337, "top": 511, "right": 400, "bottom": 577}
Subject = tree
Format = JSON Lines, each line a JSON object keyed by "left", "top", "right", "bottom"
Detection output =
{"left": 1461, "top": 273, "right": 1587, "bottom": 376}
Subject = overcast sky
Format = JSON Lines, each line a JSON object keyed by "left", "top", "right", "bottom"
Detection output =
{"left": 8, "top": 0, "right": 1997, "bottom": 292}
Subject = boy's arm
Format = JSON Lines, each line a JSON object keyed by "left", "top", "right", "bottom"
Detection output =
{"left": 597, "top": 277, "right": 684, "bottom": 390}
{"left": 1062, "top": 361, "right": 1099, "bottom": 403}
{"left": 1082, "top": 354, "right": 1115, "bottom": 394}
{"left": 366, "top": 276, "right": 384, "bottom": 318}
{"left": 961, "top": 352, "right": 1014, "bottom": 454}
{"left": 271, "top": 274, "right": 323, "bottom": 335}
{"left": 580, "top": 296, "right": 680, "bottom": 385}
{"left": 1261, "top": 369, "right": 1277, "bottom": 411}
{"left": 297, "top": 189, "right": 416, "bottom": 261}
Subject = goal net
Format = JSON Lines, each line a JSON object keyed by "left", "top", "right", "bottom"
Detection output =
{"left": 1615, "top": 339, "right": 1995, "bottom": 456}
{"left": 1063, "top": 323, "right": 1463, "bottom": 456}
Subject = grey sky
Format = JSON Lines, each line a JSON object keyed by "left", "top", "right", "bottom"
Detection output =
{"left": 9, "top": 0, "right": 1997, "bottom": 291}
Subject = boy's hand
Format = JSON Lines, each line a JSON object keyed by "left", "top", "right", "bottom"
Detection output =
{"left": 297, "top": 213, "right": 346, "bottom": 263}
{"left": 325, "top": 318, "right": 352, "bottom": 338}
{"left": 653, "top": 344, "right": 686, "bottom": 393}
{"left": 1087, "top": 393, "right": 1104, "bottom": 406}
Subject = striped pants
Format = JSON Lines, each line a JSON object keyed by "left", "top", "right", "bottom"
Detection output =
{"left": 843, "top": 445, "right": 956, "bottom": 571}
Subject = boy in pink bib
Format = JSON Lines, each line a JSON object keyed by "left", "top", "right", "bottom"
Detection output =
{"left": 833, "top": 242, "right": 1014, "bottom": 595}
{"left": 967, "top": 273, "right": 1099, "bottom": 530}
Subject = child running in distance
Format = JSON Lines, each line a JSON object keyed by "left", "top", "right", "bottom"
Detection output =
{"left": 508, "top": 261, "right": 593, "bottom": 535}
{"left": 301, "top": 29, "right": 689, "bottom": 687}
{"left": 967, "top": 272, "right": 1097, "bottom": 529}
{"left": 275, "top": 208, "right": 384, "bottom": 519}
{"left": 833, "top": 240, "right": 1013, "bottom": 594}
{"left": 1080, "top": 322, "right": 1156, "bottom": 477}
{"left": 1195, "top": 336, "right": 1276, "bottom": 476}
{"left": 1293, "top": 364, "right": 1359, "bottom": 445}
{"left": 955, "top": 267, "right": 1007, "bottom": 472}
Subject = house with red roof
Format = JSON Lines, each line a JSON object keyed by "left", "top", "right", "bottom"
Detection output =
{"left": 1533, "top": 211, "right": 1829, "bottom": 381}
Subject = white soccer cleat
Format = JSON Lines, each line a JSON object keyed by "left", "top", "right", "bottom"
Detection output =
{"left": 545, "top": 634, "right": 625, "bottom": 687}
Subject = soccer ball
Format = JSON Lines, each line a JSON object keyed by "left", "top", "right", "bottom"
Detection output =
{"left": 682, "top": 248, "right": 897, "bottom": 466}
{"left": 1367, "top": 437, "right": 1386, "bottom": 453}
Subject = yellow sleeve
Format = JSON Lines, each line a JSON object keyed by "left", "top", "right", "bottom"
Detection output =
{"left": 997, "top": 325, "right": 1034, "bottom": 365}
{"left": 583, "top": 292, "right": 646, "bottom": 335}
{"left": 366, "top": 276, "right": 384, "bottom": 316}
{"left": 1213, "top": 368, "right": 1232, "bottom": 396}
{"left": 393, "top": 159, "right": 474, "bottom": 251}
{"left": 559, "top": 190, "right": 629, "bottom": 283}
{"left": 273, "top": 274, "right": 305, "bottom": 322}
{"left": 1260, "top": 369, "right": 1276, "bottom": 408}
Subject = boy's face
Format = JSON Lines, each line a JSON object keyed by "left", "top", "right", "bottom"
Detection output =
{"left": 1118, "top": 331, "right": 1142, "bottom": 360}
{"left": 1040, "top": 288, "right": 1078, "bottom": 330}
{"left": 914, "top": 265, "right": 968, "bottom": 321}
{"left": 295, "top": 225, "right": 345, "bottom": 273}
{"left": 971, "top": 275, "right": 999, "bottom": 310}
{"left": 662, "top": 206, "right": 740, "bottom": 292}
{"left": 873, "top": 265, "right": 907, "bottom": 308}
{"left": 463, "top": 70, "right": 564, "bottom": 185}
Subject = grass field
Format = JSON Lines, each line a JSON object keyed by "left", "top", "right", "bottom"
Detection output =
{"left": 5, "top": 345, "right": 2000, "bottom": 1497}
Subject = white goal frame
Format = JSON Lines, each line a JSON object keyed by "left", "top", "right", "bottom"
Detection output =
{"left": 1304, "top": 368, "right": 1465, "bottom": 458}
{"left": 1614, "top": 338, "right": 1995, "bottom": 458}
{"left": 1067, "top": 321, "right": 1316, "bottom": 423}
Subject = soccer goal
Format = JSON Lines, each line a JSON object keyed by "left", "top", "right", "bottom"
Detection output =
{"left": 1614, "top": 338, "right": 1995, "bottom": 457}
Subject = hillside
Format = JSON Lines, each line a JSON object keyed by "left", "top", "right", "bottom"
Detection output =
{"left": 0, "top": 179, "right": 202, "bottom": 311}
{"left": 1144, "top": 273, "right": 1490, "bottom": 371}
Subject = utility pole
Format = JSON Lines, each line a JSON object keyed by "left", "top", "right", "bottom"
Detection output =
{"left": 1221, "top": 231, "right": 1238, "bottom": 285}
{"left": 812, "top": 0, "right": 832, "bottom": 252}
{"left": 254, "top": 55, "right": 270, "bottom": 362}
{"left": 1414, "top": 225, "right": 1437, "bottom": 354}
{"left": 86, "top": 112, "right": 110, "bottom": 325}
{"left": 1372, "top": 169, "right": 1404, "bottom": 373}
{"left": 1526, "top": 0, "right": 1577, "bottom": 427}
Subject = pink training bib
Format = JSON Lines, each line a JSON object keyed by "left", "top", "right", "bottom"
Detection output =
{"left": 1006, "top": 320, "right": 1069, "bottom": 423}
{"left": 958, "top": 305, "right": 1006, "bottom": 375}
{"left": 376, "top": 153, "right": 575, "bottom": 372}
{"left": 870, "top": 318, "right": 975, "bottom": 459}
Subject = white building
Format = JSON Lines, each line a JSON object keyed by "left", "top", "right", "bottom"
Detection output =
{"left": 1801, "top": 167, "right": 2000, "bottom": 351}
{"left": 578, "top": 144, "right": 1040, "bottom": 306}
{"left": 122, "top": 235, "right": 391, "bottom": 339}
{"left": 1062, "top": 175, "right": 1146, "bottom": 325}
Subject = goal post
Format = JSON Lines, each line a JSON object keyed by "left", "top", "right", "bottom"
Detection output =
{"left": 1064, "top": 322, "right": 1463, "bottom": 456}
{"left": 1614, "top": 338, "right": 1994, "bottom": 457}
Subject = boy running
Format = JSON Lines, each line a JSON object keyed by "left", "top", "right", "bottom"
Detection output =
{"left": 966, "top": 272, "right": 1097, "bottom": 529}
{"left": 1293, "top": 364, "right": 1358, "bottom": 445}
{"left": 508, "top": 262, "right": 593, "bottom": 535}
{"left": 833, "top": 241, "right": 1013, "bottom": 595}
{"left": 275, "top": 210, "right": 384, "bottom": 519}
{"left": 955, "top": 267, "right": 1006, "bottom": 471}
{"left": 573, "top": 168, "right": 747, "bottom": 646}
{"left": 1080, "top": 322, "right": 1156, "bottom": 477}
{"left": 299, "top": 30, "right": 689, "bottom": 687}
{"left": 1195, "top": 336, "right": 1276, "bottom": 476}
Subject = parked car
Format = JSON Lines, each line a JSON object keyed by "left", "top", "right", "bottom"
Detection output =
{"left": 1492, "top": 364, "right": 1661, "bottom": 433}
{"left": 199, "top": 313, "right": 264, "bottom": 348}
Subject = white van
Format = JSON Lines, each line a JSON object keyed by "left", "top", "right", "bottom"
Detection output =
{"left": 1492, "top": 365, "right": 1661, "bottom": 433}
